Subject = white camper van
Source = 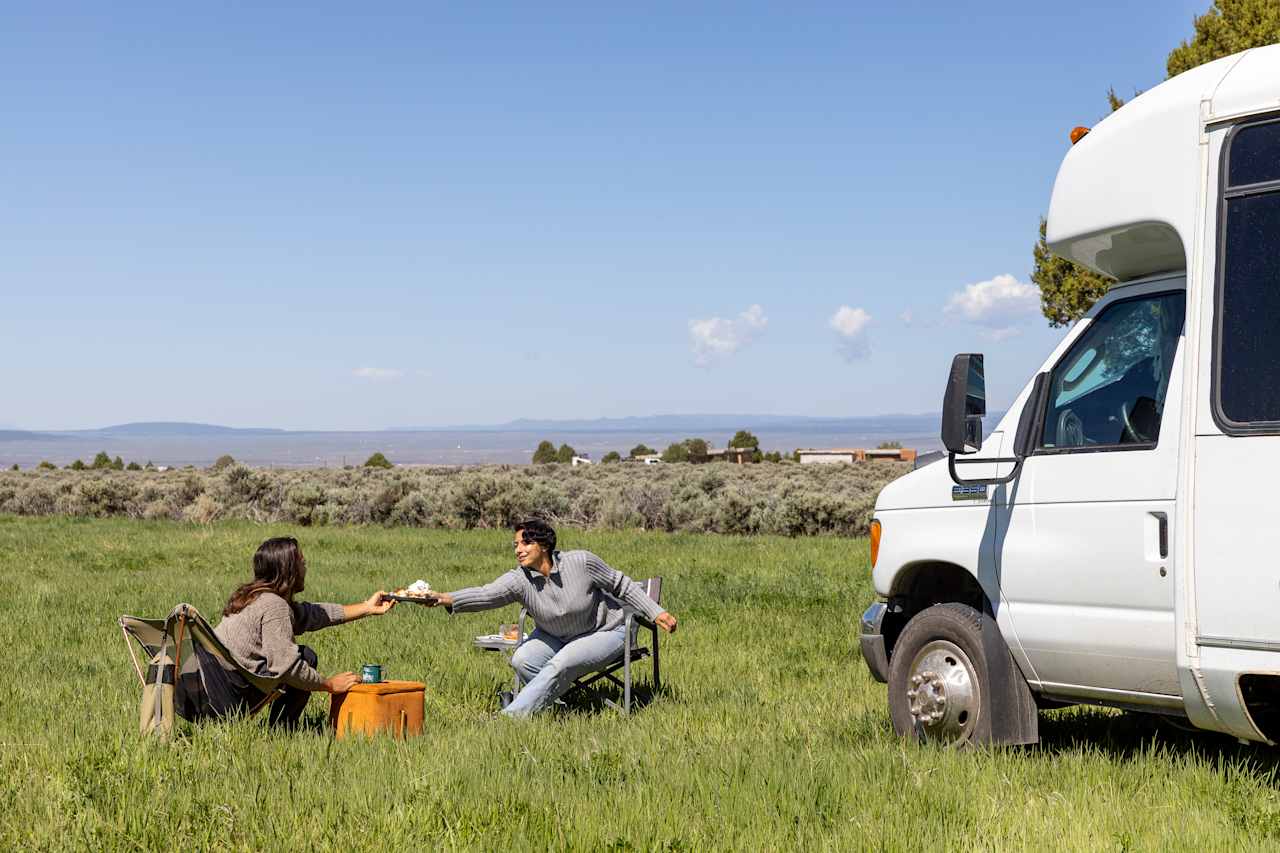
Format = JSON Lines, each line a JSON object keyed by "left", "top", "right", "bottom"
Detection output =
{"left": 859, "top": 45, "right": 1280, "bottom": 746}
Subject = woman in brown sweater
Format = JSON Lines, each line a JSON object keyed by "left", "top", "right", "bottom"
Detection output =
{"left": 214, "top": 537, "right": 394, "bottom": 726}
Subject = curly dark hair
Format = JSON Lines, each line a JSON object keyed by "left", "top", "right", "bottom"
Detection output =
{"left": 514, "top": 518, "right": 556, "bottom": 553}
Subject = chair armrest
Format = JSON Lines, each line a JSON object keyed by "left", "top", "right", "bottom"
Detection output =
{"left": 621, "top": 605, "right": 656, "bottom": 629}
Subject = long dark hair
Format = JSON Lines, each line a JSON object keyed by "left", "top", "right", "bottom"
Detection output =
{"left": 223, "top": 537, "right": 307, "bottom": 616}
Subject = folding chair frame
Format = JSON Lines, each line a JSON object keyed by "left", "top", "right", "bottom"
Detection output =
{"left": 120, "top": 603, "right": 288, "bottom": 729}
{"left": 513, "top": 577, "right": 663, "bottom": 715}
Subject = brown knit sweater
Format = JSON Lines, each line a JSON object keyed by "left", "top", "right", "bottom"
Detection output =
{"left": 214, "top": 592, "right": 346, "bottom": 690}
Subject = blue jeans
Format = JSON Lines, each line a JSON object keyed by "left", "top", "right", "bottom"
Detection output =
{"left": 504, "top": 626, "right": 627, "bottom": 718}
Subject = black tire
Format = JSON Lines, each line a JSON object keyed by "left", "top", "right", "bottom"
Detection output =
{"left": 887, "top": 603, "right": 989, "bottom": 746}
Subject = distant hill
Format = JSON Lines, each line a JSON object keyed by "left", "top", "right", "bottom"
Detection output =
{"left": 0, "top": 430, "right": 66, "bottom": 441}
{"left": 391, "top": 413, "right": 950, "bottom": 434}
{"left": 68, "top": 422, "right": 288, "bottom": 437}
{"left": 2, "top": 414, "right": 972, "bottom": 439}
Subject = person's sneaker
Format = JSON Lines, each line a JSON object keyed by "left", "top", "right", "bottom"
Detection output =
{"left": 497, "top": 689, "right": 514, "bottom": 710}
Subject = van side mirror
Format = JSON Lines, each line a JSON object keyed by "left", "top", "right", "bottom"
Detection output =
{"left": 944, "top": 354, "right": 1029, "bottom": 488}
{"left": 942, "top": 354, "right": 986, "bottom": 455}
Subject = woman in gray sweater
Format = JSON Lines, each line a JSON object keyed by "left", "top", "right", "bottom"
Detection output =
{"left": 426, "top": 519, "right": 677, "bottom": 717}
{"left": 214, "top": 536, "right": 395, "bottom": 726}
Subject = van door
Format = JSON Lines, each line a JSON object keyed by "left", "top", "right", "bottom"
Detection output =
{"left": 999, "top": 282, "right": 1185, "bottom": 704}
{"left": 1194, "top": 117, "right": 1280, "bottom": 656}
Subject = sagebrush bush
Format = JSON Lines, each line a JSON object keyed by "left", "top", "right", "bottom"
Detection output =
{"left": 183, "top": 493, "right": 220, "bottom": 524}
{"left": 0, "top": 461, "right": 910, "bottom": 537}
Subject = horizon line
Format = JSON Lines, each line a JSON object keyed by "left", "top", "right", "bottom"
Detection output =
{"left": 7, "top": 411, "right": 954, "bottom": 435}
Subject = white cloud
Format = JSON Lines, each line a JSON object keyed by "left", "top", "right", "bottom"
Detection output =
{"left": 829, "top": 305, "right": 872, "bottom": 361}
{"left": 985, "top": 327, "right": 1023, "bottom": 342}
{"left": 352, "top": 367, "right": 405, "bottom": 380}
{"left": 944, "top": 274, "right": 1039, "bottom": 340}
{"left": 689, "top": 304, "right": 767, "bottom": 366}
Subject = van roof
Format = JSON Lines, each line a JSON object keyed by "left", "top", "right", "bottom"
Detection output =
{"left": 1046, "top": 44, "right": 1280, "bottom": 282}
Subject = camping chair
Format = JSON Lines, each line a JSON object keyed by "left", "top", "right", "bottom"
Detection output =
{"left": 119, "top": 603, "right": 289, "bottom": 739}
{"left": 514, "top": 577, "right": 663, "bottom": 715}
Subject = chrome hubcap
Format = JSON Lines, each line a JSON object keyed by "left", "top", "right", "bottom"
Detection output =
{"left": 905, "top": 640, "right": 979, "bottom": 744}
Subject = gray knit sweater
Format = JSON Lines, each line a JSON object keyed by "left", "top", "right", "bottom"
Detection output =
{"left": 214, "top": 592, "right": 346, "bottom": 690}
{"left": 449, "top": 550, "right": 664, "bottom": 641}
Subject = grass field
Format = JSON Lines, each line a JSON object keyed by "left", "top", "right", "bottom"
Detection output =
{"left": 3, "top": 515, "right": 1280, "bottom": 851}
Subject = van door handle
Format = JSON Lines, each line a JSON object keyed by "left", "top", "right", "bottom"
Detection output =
{"left": 1150, "top": 512, "right": 1168, "bottom": 560}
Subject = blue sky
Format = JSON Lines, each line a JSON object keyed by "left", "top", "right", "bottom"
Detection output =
{"left": 1, "top": 1, "right": 1207, "bottom": 430}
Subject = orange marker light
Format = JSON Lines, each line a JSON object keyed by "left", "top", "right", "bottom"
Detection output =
{"left": 870, "top": 519, "right": 882, "bottom": 568}
{"left": 1070, "top": 126, "right": 1091, "bottom": 145}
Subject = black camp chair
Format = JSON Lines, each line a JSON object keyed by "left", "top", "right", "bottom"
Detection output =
{"left": 514, "top": 577, "right": 664, "bottom": 715}
{"left": 120, "top": 603, "right": 288, "bottom": 738}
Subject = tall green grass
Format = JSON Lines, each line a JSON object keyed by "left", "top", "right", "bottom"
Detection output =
{"left": 2, "top": 516, "right": 1278, "bottom": 851}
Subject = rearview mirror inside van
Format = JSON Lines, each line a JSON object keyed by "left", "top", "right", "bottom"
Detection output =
{"left": 942, "top": 353, "right": 985, "bottom": 455}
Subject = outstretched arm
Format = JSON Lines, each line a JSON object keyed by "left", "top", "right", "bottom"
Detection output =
{"left": 343, "top": 590, "right": 396, "bottom": 622}
{"left": 292, "top": 592, "right": 394, "bottom": 634}
{"left": 422, "top": 571, "right": 521, "bottom": 614}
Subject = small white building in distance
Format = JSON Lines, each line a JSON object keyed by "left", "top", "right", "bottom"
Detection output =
{"left": 797, "top": 448, "right": 917, "bottom": 465}
{"left": 634, "top": 454, "right": 663, "bottom": 465}
{"left": 798, "top": 449, "right": 859, "bottom": 465}
{"left": 571, "top": 454, "right": 593, "bottom": 467}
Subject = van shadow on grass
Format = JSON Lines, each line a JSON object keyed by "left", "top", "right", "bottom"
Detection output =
{"left": 1035, "top": 706, "right": 1280, "bottom": 775}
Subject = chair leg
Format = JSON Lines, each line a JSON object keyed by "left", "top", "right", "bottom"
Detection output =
{"left": 623, "top": 634, "right": 632, "bottom": 716}
{"left": 513, "top": 609, "right": 529, "bottom": 696}
{"left": 651, "top": 625, "right": 661, "bottom": 694}
{"left": 171, "top": 613, "right": 187, "bottom": 683}
{"left": 121, "top": 623, "right": 146, "bottom": 687}
{"left": 248, "top": 689, "right": 282, "bottom": 717}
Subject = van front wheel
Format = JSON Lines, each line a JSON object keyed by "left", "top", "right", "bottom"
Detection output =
{"left": 887, "top": 603, "right": 988, "bottom": 746}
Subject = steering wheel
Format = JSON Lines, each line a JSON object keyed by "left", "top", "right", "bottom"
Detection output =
{"left": 1120, "top": 400, "right": 1147, "bottom": 444}
{"left": 1057, "top": 409, "right": 1085, "bottom": 447}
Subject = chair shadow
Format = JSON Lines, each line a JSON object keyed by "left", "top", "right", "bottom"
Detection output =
{"left": 1033, "top": 707, "right": 1280, "bottom": 776}
{"left": 566, "top": 681, "right": 678, "bottom": 716}
{"left": 495, "top": 679, "right": 677, "bottom": 717}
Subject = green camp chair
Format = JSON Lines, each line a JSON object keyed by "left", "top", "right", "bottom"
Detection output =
{"left": 119, "top": 603, "right": 288, "bottom": 739}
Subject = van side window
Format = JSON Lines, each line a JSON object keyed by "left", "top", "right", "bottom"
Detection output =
{"left": 1227, "top": 120, "right": 1280, "bottom": 188}
{"left": 1217, "top": 118, "right": 1280, "bottom": 427}
{"left": 1039, "top": 293, "right": 1184, "bottom": 451}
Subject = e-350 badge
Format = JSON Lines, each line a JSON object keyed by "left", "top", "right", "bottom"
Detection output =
{"left": 952, "top": 484, "right": 988, "bottom": 501}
